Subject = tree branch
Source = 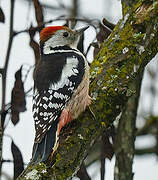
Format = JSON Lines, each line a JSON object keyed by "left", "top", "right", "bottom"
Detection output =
{"left": 136, "top": 116, "right": 158, "bottom": 136}
{"left": 114, "top": 69, "right": 143, "bottom": 180}
{"left": 18, "top": 1, "right": 158, "bottom": 179}
{"left": 21, "top": 0, "right": 69, "bottom": 12}
{"left": 1, "top": 0, "right": 15, "bottom": 110}
{"left": 0, "top": 0, "right": 15, "bottom": 176}
{"left": 32, "top": 0, "right": 44, "bottom": 32}
{"left": 13, "top": 17, "right": 98, "bottom": 37}
{"left": 135, "top": 146, "right": 157, "bottom": 155}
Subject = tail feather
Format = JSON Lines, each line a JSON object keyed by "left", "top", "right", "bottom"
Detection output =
{"left": 31, "top": 120, "right": 59, "bottom": 163}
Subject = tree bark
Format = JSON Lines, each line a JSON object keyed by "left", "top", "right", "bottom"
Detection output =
{"left": 18, "top": 1, "right": 158, "bottom": 179}
{"left": 114, "top": 69, "right": 143, "bottom": 180}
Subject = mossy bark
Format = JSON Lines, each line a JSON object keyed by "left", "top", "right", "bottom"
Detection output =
{"left": 18, "top": 1, "right": 158, "bottom": 179}
{"left": 114, "top": 69, "right": 143, "bottom": 180}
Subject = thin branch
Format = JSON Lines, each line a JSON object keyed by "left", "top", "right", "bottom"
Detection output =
{"left": 69, "top": 0, "right": 79, "bottom": 28}
{"left": 0, "top": 0, "right": 15, "bottom": 176}
{"left": 21, "top": 0, "right": 69, "bottom": 11}
{"left": 2, "top": 159, "right": 28, "bottom": 166}
{"left": 23, "top": 65, "right": 34, "bottom": 83}
{"left": 136, "top": 116, "right": 158, "bottom": 136}
{"left": 1, "top": 0, "right": 15, "bottom": 110}
{"left": 32, "top": 0, "right": 44, "bottom": 32}
{"left": 135, "top": 146, "right": 157, "bottom": 155}
{"left": 14, "top": 17, "right": 98, "bottom": 37}
{"left": 13, "top": 20, "right": 52, "bottom": 36}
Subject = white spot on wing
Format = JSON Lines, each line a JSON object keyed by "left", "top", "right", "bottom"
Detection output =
{"left": 49, "top": 119, "right": 52, "bottom": 123}
{"left": 69, "top": 81, "right": 72, "bottom": 86}
{"left": 49, "top": 95, "right": 53, "bottom": 100}
{"left": 36, "top": 99, "right": 41, "bottom": 106}
{"left": 44, "top": 117, "right": 48, "bottom": 121}
{"left": 43, "top": 97, "right": 48, "bottom": 101}
{"left": 35, "top": 121, "right": 40, "bottom": 125}
{"left": 39, "top": 124, "right": 44, "bottom": 127}
{"left": 44, "top": 112, "right": 47, "bottom": 116}
{"left": 72, "top": 68, "right": 78, "bottom": 74}
{"left": 48, "top": 125, "right": 51, "bottom": 130}
{"left": 48, "top": 90, "right": 53, "bottom": 94}
{"left": 48, "top": 102, "right": 61, "bottom": 109}
{"left": 68, "top": 87, "right": 74, "bottom": 91}
{"left": 54, "top": 91, "right": 70, "bottom": 100}
{"left": 42, "top": 128, "right": 47, "bottom": 133}
{"left": 34, "top": 117, "right": 38, "bottom": 121}
{"left": 43, "top": 104, "right": 48, "bottom": 109}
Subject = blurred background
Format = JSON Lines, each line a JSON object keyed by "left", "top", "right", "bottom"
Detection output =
{"left": 0, "top": 0, "right": 158, "bottom": 179}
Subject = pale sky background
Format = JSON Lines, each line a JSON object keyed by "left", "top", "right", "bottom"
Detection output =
{"left": 0, "top": 0, "right": 158, "bottom": 179}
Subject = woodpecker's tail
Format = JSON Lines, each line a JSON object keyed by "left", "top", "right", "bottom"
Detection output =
{"left": 31, "top": 120, "right": 59, "bottom": 163}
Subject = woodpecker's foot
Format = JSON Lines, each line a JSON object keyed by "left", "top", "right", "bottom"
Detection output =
{"left": 87, "top": 106, "right": 96, "bottom": 119}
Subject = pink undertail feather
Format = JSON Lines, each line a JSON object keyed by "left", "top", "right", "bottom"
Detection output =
{"left": 50, "top": 109, "right": 72, "bottom": 159}
{"left": 58, "top": 109, "right": 72, "bottom": 136}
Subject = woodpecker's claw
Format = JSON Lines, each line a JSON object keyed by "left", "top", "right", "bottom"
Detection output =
{"left": 88, "top": 106, "right": 96, "bottom": 119}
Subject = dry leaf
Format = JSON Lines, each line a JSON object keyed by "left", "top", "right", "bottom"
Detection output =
{"left": 0, "top": 7, "right": 5, "bottom": 23}
{"left": 11, "top": 141, "right": 24, "bottom": 179}
{"left": 11, "top": 66, "right": 26, "bottom": 125}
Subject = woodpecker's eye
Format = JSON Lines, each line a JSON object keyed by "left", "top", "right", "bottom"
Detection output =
{"left": 63, "top": 32, "right": 69, "bottom": 37}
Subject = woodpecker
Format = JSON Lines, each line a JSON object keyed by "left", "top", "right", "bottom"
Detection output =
{"left": 31, "top": 26, "right": 91, "bottom": 162}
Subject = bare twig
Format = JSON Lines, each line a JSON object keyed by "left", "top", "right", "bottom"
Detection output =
{"left": 135, "top": 146, "right": 157, "bottom": 155}
{"left": 32, "top": 0, "right": 44, "bottom": 32}
{"left": 23, "top": 65, "right": 34, "bottom": 83}
{"left": 1, "top": 0, "right": 15, "bottom": 110}
{"left": 14, "top": 17, "right": 98, "bottom": 37}
{"left": 136, "top": 116, "right": 158, "bottom": 136}
{"left": 69, "top": 0, "right": 79, "bottom": 28}
{"left": 0, "top": 0, "right": 15, "bottom": 176}
{"left": 28, "top": 26, "right": 40, "bottom": 64}
{"left": 2, "top": 159, "right": 28, "bottom": 166}
{"left": 21, "top": 0, "right": 69, "bottom": 11}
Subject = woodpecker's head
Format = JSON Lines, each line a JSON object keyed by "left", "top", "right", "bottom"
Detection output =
{"left": 40, "top": 26, "right": 89, "bottom": 55}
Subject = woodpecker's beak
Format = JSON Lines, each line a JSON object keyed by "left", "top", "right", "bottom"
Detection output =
{"left": 75, "top": 26, "right": 89, "bottom": 36}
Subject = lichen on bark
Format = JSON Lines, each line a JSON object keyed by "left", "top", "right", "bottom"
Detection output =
{"left": 18, "top": 1, "right": 158, "bottom": 179}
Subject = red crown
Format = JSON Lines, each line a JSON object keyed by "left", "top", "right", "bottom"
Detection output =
{"left": 40, "top": 26, "right": 67, "bottom": 43}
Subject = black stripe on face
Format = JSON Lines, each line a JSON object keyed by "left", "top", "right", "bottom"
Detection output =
{"left": 40, "top": 45, "right": 78, "bottom": 55}
{"left": 49, "top": 45, "right": 78, "bottom": 52}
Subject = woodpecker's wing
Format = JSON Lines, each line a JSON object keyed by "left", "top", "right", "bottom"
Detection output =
{"left": 32, "top": 50, "right": 85, "bottom": 162}
{"left": 32, "top": 84, "right": 71, "bottom": 143}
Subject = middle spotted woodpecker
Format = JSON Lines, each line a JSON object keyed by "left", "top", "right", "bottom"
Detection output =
{"left": 31, "top": 26, "right": 91, "bottom": 162}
